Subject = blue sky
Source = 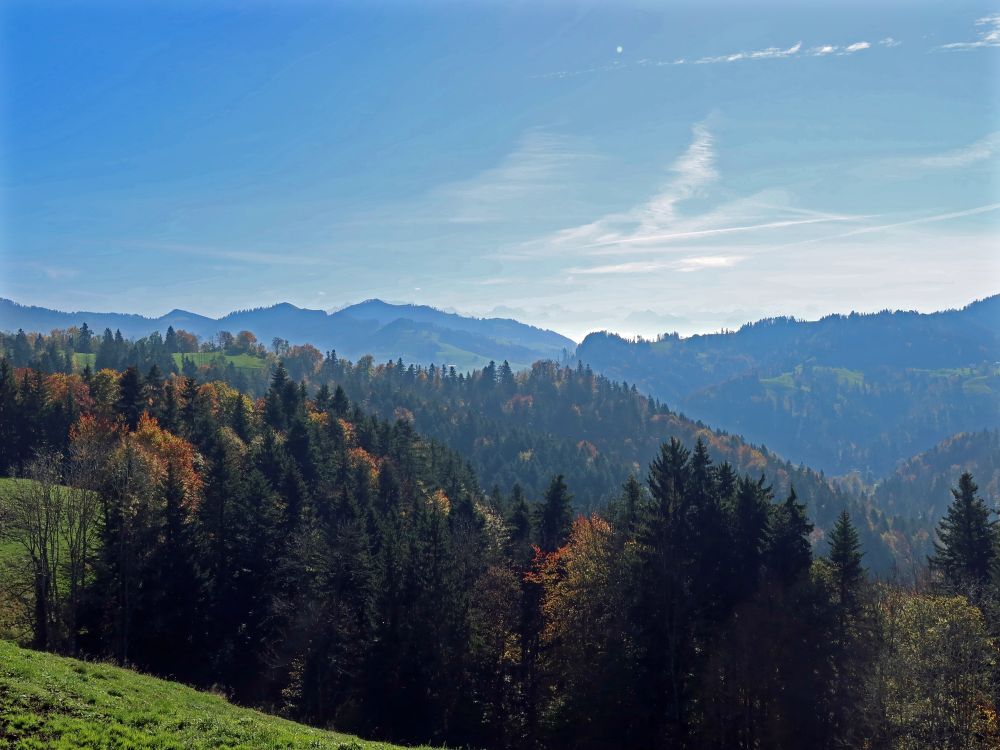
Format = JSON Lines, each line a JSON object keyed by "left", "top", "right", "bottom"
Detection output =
{"left": 1, "top": 1, "right": 998, "bottom": 340}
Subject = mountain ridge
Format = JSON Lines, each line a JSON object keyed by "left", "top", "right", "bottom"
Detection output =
{"left": 0, "top": 297, "right": 575, "bottom": 372}
{"left": 575, "top": 295, "right": 1000, "bottom": 477}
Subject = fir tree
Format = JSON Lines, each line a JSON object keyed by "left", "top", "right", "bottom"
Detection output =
{"left": 77, "top": 322, "right": 93, "bottom": 354}
{"left": 930, "top": 472, "right": 997, "bottom": 592}
{"left": 827, "top": 509, "right": 864, "bottom": 608}
{"left": 767, "top": 487, "right": 813, "bottom": 584}
{"left": 117, "top": 366, "right": 144, "bottom": 431}
{"left": 538, "top": 474, "right": 573, "bottom": 552}
{"left": 0, "top": 358, "right": 16, "bottom": 474}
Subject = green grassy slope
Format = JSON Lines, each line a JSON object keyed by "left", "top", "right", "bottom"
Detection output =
{"left": 70, "top": 352, "right": 268, "bottom": 372}
{"left": 0, "top": 478, "right": 35, "bottom": 565}
{"left": 0, "top": 640, "right": 434, "bottom": 750}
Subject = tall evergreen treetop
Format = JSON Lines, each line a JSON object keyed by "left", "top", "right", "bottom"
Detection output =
{"left": 538, "top": 474, "right": 573, "bottom": 553}
{"left": 768, "top": 487, "right": 814, "bottom": 584}
{"left": 827, "top": 509, "right": 864, "bottom": 605}
{"left": 930, "top": 472, "right": 997, "bottom": 591}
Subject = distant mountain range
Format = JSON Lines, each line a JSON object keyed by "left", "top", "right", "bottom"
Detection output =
{"left": 5, "top": 294, "right": 998, "bottom": 478}
{"left": 0, "top": 298, "right": 575, "bottom": 372}
{"left": 575, "top": 296, "right": 1000, "bottom": 477}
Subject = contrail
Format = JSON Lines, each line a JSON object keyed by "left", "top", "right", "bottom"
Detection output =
{"left": 584, "top": 215, "right": 866, "bottom": 250}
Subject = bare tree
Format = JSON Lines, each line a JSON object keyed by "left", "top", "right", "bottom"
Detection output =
{"left": 0, "top": 453, "right": 66, "bottom": 650}
{"left": 0, "top": 451, "right": 101, "bottom": 654}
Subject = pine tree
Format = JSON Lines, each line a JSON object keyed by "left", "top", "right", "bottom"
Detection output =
{"left": 630, "top": 437, "right": 694, "bottom": 746}
{"left": 827, "top": 509, "right": 864, "bottom": 608}
{"left": 930, "top": 472, "right": 997, "bottom": 592}
{"left": 77, "top": 322, "right": 93, "bottom": 354}
{"left": 145, "top": 365, "right": 164, "bottom": 416}
{"left": 613, "top": 474, "right": 645, "bottom": 540}
{"left": 767, "top": 487, "right": 813, "bottom": 584}
{"left": 96, "top": 328, "right": 117, "bottom": 370}
{"left": 165, "top": 325, "right": 179, "bottom": 354}
{"left": 264, "top": 362, "right": 290, "bottom": 430}
{"left": 117, "top": 366, "right": 144, "bottom": 431}
{"left": 825, "top": 509, "right": 870, "bottom": 748}
{"left": 507, "top": 483, "right": 533, "bottom": 566}
{"left": 12, "top": 329, "right": 32, "bottom": 367}
{"left": 331, "top": 384, "right": 349, "bottom": 417}
{"left": 729, "top": 475, "right": 771, "bottom": 600}
{"left": 687, "top": 439, "right": 730, "bottom": 622}
{"left": 0, "top": 358, "right": 17, "bottom": 474}
{"left": 538, "top": 474, "right": 573, "bottom": 552}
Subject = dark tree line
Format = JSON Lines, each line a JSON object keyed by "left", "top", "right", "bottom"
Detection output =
{"left": 0, "top": 326, "right": 907, "bottom": 572}
{"left": 2, "top": 356, "right": 998, "bottom": 749}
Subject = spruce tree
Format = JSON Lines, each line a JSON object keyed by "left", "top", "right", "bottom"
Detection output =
{"left": 827, "top": 509, "right": 864, "bottom": 608}
{"left": 825, "top": 510, "right": 870, "bottom": 747}
{"left": 930, "top": 472, "right": 997, "bottom": 591}
{"left": 117, "top": 366, "right": 144, "bottom": 431}
{"left": 77, "top": 322, "right": 93, "bottom": 354}
{"left": 614, "top": 474, "right": 645, "bottom": 539}
{"left": 0, "top": 358, "right": 18, "bottom": 474}
{"left": 331, "top": 384, "right": 349, "bottom": 417}
{"left": 767, "top": 487, "right": 814, "bottom": 584}
{"left": 538, "top": 474, "right": 573, "bottom": 552}
{"left": 12, "top": 329, "right": 31, "bottom": 368}
{"left": 264, "top": 362, "right": 290, "bottom": 430}
{"left": 95, "top": 328, "right": 116, "bottom": 370}
{"left": 507, "top": 483, "right": 533, "bottom": 565}
{"left": 164, "top": 325, "right": 179, "bottom": 354}
{"left": 729, "top": 475, "right": 771, "bottom": 599}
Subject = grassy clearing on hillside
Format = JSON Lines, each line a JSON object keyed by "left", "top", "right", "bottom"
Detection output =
{"left": 70, "top": 354, "right": 95, "bottom": 370}
{"left": 69, "top": 352, "right": 268, "bottom": 372}
{"left": 173, "top": 352, "right": 267, "bottom": 370}
{"left": 0, "top": 640, "right": 434, "bottom": 750}
{"left": 759, "top": 372, "right": 797, "bottom": 390}
{"left": 760, "top": 365, "right": 865, "bottom": 392}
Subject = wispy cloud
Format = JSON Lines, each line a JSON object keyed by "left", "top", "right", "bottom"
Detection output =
{"left": 532, "top": 61, "right": 626, "bottom": 80}
{"left": 132, "top": 241, "right": 326, "bottom": 267}
{"left": 694, "top": 41, "right": 802, "bottom": 65}
{"left": 541, "top": 122, "right": 717, "bottom": 250}
{"left": 518, "top": 125, "right": 868, "bottom": 260}
{"left": 874, "top": 132, "right": 1000, "bottom": 175}
{"left": 674, "top": 255, "right": 745, "bottom": 272}
{"left": 571, "top": 255, "right": 746, "bottom": 276}
{"left": 431, "top": 130, "right": 590, "bottom": 223}
{"left": 582, "top": 216, "right": 865, "bottom": 251}
{"left": 828, "top": 203, "right": 1000, "bottom": 237}
{"left": 774, "top": 202, "right": 1000, "bottom": 250}
{"left": 939, "top": 13, "right": 1000, "bottom": 50}
{"left": 536, "top": 34, "right": 886, "bottom": 79}
{"left": 918, "top": 132, "right": 1000, "bottom": 168}
{"left": 809, "top": 42, "right": 871, "bottom": 56}
{"left": 20, "top": 262, "right": 81, "bottom": 281}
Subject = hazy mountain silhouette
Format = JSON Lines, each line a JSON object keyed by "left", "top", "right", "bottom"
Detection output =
{"left": 575, "top": 296, "right": 1000, "bottom": 475}
{"left": 0, "top": 298, "right": 575, "bottom": 371}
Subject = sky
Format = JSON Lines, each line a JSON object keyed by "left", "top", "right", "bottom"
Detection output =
{"left": 1, "top": 1, "right": 998, "bottom": 341}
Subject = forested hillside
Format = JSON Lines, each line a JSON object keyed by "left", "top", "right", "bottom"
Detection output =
{"left": 575, "top": 296, "right": 1000, "bottom": 476}
{"left": 7, "top": 296, "right": 996, "bottom": 480}
{"left": 872, "top": 430, "right": 1000, "bottom": 525}
{"left": 316, "top": 357, "right": 910, "bottom": 570}
{"left": 0, "top": 325, "right": 909, "bottom": 570}
{"left": 2, "top": 356, "right": 998, "bottom": 749}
